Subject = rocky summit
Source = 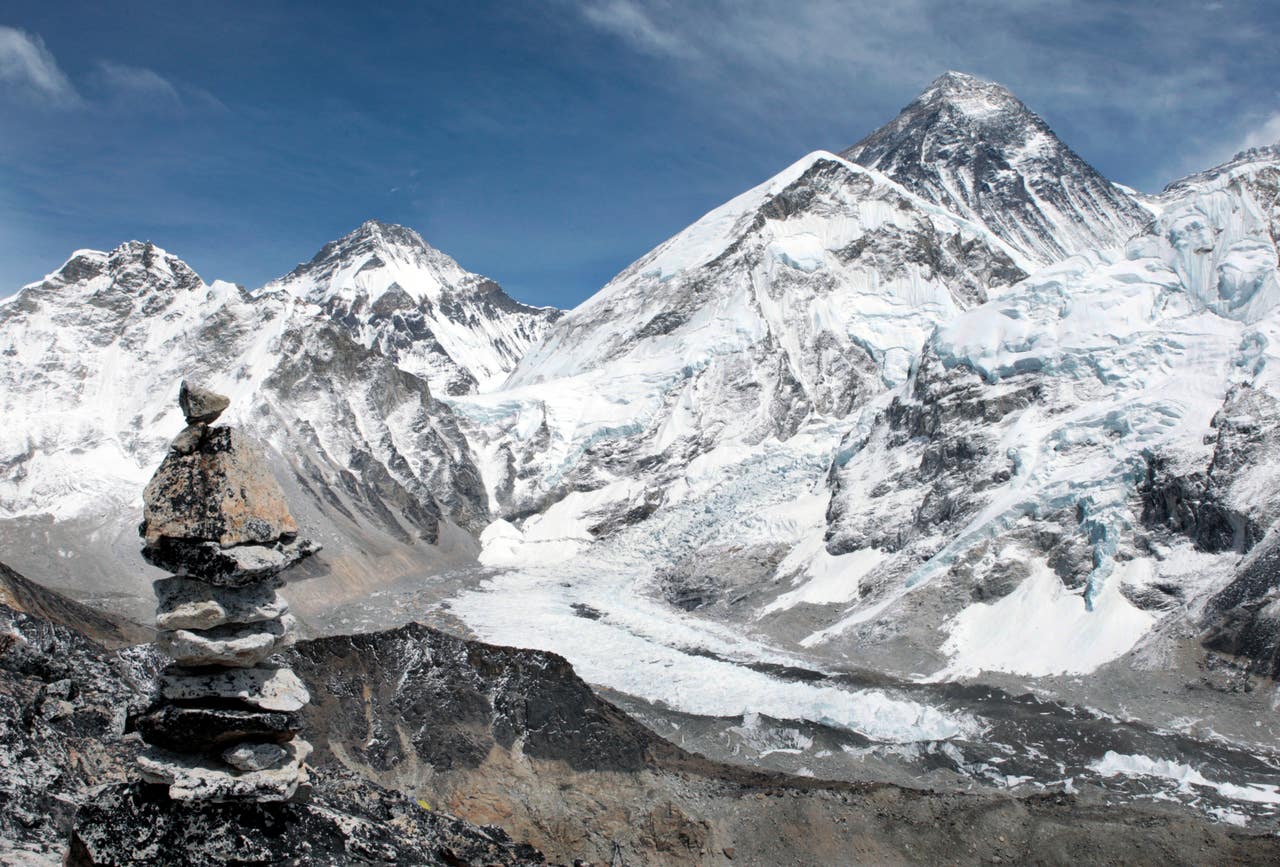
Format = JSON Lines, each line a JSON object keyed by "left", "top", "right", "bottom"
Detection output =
{"left": 129, "top": 382, "right": 315, "bottom": 803}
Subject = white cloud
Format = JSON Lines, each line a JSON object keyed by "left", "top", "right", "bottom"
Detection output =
{"left": 567, "top": 0, "right": 1264, "bottom": 128}
{"left": 0, "top": 26, "right": 78, "bottom": 106}
{"left": 1239, "top": 112, "right": 1280, "bottom": 152}
{"left": 579, "top": 1, "right": 698, "bottom": 59}
{"left": 95, "top": 60, "right": 183, "bottom": 107}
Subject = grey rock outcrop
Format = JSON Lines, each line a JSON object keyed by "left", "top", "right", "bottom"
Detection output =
{"left": 134, "top": 382, "right": 315, "bottom": 802}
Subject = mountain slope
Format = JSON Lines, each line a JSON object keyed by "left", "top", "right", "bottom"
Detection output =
{"left": 265, "top": 220, "right": 561, "bottom": 395}
{"left": 0, "top": 241, "right": 487, "bottom": 621}
{"left": 842, "top": 71, "right": 1150, "bottom": 267}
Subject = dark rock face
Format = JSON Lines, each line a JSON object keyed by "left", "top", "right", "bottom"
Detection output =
{"left": 0, "top": 581, "right": 550, "bottom": 865}
{"left": 0, "top": 602, "right": 157, "bottom": 862}
{"left": 261, "top": 321, "right": 490, "bottom": 542}
{"left": 0, "top": 561, "right": 150, "bottom": 648}
{"left": 1141, "top": 384, "right": 1280, "bottom": 555}
{"left": 825, "top": 348, "right": 1041, "bottom": 559}
{"left": 66, "top": 773, "right": 546, "bottom": 866}
{"left": 1202, "top": 527, "right": 1280, "bottom": 678}
{"left": 290, "top": 623, "right": 664, "bottom": 777}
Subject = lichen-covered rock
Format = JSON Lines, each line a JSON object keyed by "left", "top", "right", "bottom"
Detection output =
{"left": 143, "top": 537, "right": 316, "bottom": 587}
{"left": 158, "top": 664, "right": 309, "bottom": 712}
{"left": 140, "top": 426, "right": 298, "bottom": 549}
{"left": 67, "top": 771, "right": 546, "bottom": 865}
{"left": 155, "top": 576, "right": 287, "bottom": 631}
{"left": 178, "top": 380, "right": 230, "bottom": 424}
{"left": 156, "top": 615, "right": 294, "bottom": 667}
{"left": 136, "top": 738, "right": 311, "bottom": 802}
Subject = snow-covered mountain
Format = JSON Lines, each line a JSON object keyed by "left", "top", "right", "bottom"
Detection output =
{"left": 265, "top": 220, "right": 561, "bottom": 395}
{"left": 461, "top": 150, "right": 1024, "bottom": 518}
{"left": 842, "top": 71, "right": 1151, "bottom": 267}
{"left": 442, "top": 83, "right": 1280, "bottom": 771}
{"left": 3, "top": 72, "right": 1280, "bottom": 818}
{"left": 0, "top": 239, "right": 490, "bottom": 621}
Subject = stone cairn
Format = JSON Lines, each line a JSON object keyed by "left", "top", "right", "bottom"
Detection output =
{"left": 135, "top": 381, "right": 317, "bottom": 802}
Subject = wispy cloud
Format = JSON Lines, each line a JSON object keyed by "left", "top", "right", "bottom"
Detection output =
{"left": 94, "top": 60, "right": 183, "bottom": 108}
{"left": 0, "top": 26, "right": 79, "bottom": 106}
{"left": 566, "top": 0, "right": 1277, "bottom": 188}
{"left": 1240, "top": 112, "right": 1280, "bottom": 151}
{"left": 579, "top": 0, "right": 698, "bottom": 59}
{"left": 0, "top": 26, "right": 225, "bottom": 115}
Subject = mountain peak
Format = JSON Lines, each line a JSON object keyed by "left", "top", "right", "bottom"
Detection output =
{"left": 339, "top": 219, "right": 434, "bottom": 254}
{"left": 841, "top": 72, "right": 1148, "bottom": 266}
{"left": 914, "top": 70, "right": 1023, "bottom": 118}
{"left": 32, "top": 240, "right": 205, "bottom": 297}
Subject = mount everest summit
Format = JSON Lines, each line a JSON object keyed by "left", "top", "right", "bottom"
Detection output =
{"left": 3, "top": 71, "right": 1280, "bottom": 821}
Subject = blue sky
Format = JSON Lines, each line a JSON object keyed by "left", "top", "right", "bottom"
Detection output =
{"left": 2, "top": 1, "right": 1278, "bottom": 308}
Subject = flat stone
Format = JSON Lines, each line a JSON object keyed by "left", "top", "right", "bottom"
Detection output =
{"left": 157, "top": 615, "right": 295, "bottom": 668}
{"left": 155, "top": 577, "right": 287, "bottom": 631}
{"left": 179, "top": 380, "right": 230, "bottom": 424}
{"left": 143, "top": 537, "right": 316, "bottom": 587}
{"left": 141, "top": 426, "right": 298, "bottom": 548}
{"left": 170, "top": 422, "right": 207, "bottom": 455}
{"left": 158, "top": 665, "right": 309, "bottom": 712}
{"left": 137, "top": 738, "right": 311, "bottom": 803}
{"left": 137, "top": 705, "right": 299, "bottom": 752}
{"left": 222, "top": 742, "right": 289, "bottom": 772}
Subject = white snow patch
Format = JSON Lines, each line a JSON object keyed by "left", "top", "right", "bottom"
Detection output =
{"left": 935, "top": 556, "right": 1156, "bottom": 678}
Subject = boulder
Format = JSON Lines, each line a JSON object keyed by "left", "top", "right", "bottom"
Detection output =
{"left": 158, "top": 665, "right": 310, "bottom": 712}
{"left": 169, "top": 422, "right": 206, "bottom": 455}
{"left": 141, "top": 426, "right": 298, "bottom": 549}
{"left": 156, "top": 615, "right": 295, "bottom": 667}
{"left": 143, "top": 537, "right": 316, "bottom": 586}
{"left": 222, "top": 742, "right": 289, "bottom": 772}
{"left": 137, "top": 705, "right": 299, "bottom": 752}
{"left": 136, "top": 738, "right": 311, "bottom": 803}
{"left": 178, "top": 381, "right": 230, "bottom": 424}
{"left": 155, "top": 577, "right": 287, "bottom": 631}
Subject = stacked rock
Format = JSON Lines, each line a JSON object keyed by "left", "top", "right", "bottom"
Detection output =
{"left": 136, "top": 381, "right": 318, "bottom": 802}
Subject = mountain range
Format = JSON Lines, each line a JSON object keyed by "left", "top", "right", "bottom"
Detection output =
{"left": 2, "top": 71, "right": 1279, "bottom": 823}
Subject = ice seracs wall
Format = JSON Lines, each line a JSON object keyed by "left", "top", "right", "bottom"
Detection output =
{"left": 265, "top": 220, "right": 561, "bottom": 395}
{"left": 818, "top": 144, "right": 1280, "bottom": 678}
{"left": 842, "top": 71, "right": 1151, "bottom": 268}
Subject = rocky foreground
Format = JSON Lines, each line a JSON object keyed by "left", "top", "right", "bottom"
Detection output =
{"left": 0, "top": 561, "right": 1276, "bottom": 865}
